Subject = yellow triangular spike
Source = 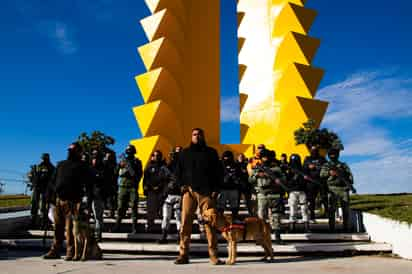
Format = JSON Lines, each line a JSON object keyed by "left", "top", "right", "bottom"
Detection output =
{"left": 272, "top": 3, "right": 317, "bottom": 38}
{"left": 141, "top": 9, "right": 184, "bottom": 49}
{"left": 240, "top": 124, "right": 249, "bottom": 144}
{"left": 135, "top": 68, "right": 162, "bottom": 103}
{"left": 238, "top": 37, "right": 246, "bottom": 53}
{"left": 275, "top": 63, "right": 324, "bottom": 103}
{"left": 239, "top": 93, "right": 248, "bottom": 112}
{"left": 274, "top": 32, "right": 320, "bottom": 71}
{"left": 271, "top": 0, "right": 306, "bottom": 7}
{"left": 138, "top": 38, "right": 182, "bottom": 77}
{"left": 138, "top": 38, "right": 164, "bottom": 71}
{"left": 239, "top": 64, "right": 247, "bottom": 81}
{"left": 133, "top": 100, "right": 184, "bottom": 143}
{"left": 298, "top": 97, "right": 329, "bottom": 124}
{"left": 238, "top": 12, "right": 245, "bottom": 28}
{"left": 144, "top": 0, "right": 186, "bottom": 25}
{"left": 275, "top": 97, "right": 328, "bottom": 152}
{"left": 133, "top": 101, "right": 161, "bottom": 137}
{"left": 135, "top": 67, "right": 182, "bottom": 108}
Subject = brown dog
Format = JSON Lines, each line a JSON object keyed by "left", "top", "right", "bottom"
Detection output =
{"left": 72, "top": 212, "right": 103, "bottom": 261}
{"left": 202, "top": 208, "right": 274, "bottom": 265}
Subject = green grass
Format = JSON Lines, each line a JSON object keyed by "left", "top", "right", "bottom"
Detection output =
{"left": 0, "top": 194, "right": 31, "bottom": 208}
{"left": 351, "top": 193, "right": 412, "bottom": 225}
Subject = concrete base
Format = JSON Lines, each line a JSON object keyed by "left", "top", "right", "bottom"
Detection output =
{"left": 362, "top": 213, "right": 412, "bottom": 260}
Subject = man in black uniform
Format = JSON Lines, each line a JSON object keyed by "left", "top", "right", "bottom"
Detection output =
{"left": 103, "top": 151, "right": 118, "bottom": 218}
{"left": 174, "top": 128, "right": 224, "bottom": 265}
{"left": 217, "top": 151, "right": 242, "bottom": 220}
{"left": 28, "top": 153, "right": 55, "bottom": 228}
{"left": 43, "top": 142, "right": 90, "bottom": 260}
{"left": 303, "top": 146, "right": 327, "bottom": 221}
{"left": 143, "top": 150, "right": 171, "bottom": 232}
{"left": 236, "top": 153, "right": 255, "bottom": 216}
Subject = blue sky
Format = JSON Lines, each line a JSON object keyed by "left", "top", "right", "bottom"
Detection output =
{"left": 1, "top": 0, "right": 411, "bottom": 194}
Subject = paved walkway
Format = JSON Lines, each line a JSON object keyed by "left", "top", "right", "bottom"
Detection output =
{"left": 2, "top": 250, "right": 412, "bottom": 274}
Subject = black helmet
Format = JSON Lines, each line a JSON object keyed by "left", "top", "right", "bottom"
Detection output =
{"left": 259, "top": 149, "right": 270, "bottom": 159}
{"left": 41, "top": 153, "right": 50, "bottom": 161}
{"left": 328, "top": 148, "right": 340, "bottom": 160}
{"left": 125, "top": 144, "right": 136, "bottom": 155}
{"left": 268, "top": 150, "right": 276, "bottom": 160}
{"left": 289, "top": 154, "right": 302, "bottom": 169}
{"left": 222, "top": 150, "right": 234, "bottom": 160}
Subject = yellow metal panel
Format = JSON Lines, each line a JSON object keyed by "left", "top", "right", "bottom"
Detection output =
{"left": 140, "top": 9, "right": 185, "bottom": 51}
{"left": 133, "top": 100, "right": 184, "bottom": 144}
{"left": 240, "top": 103, "right": 281, "bottom": 145}
{"left": 275, "top": 97, "right": 328, "bottom": 153}
{"left": 274, "top": 32, "right": 320, "bottom": 71}
{"left": 135, "top": 67, "right": 182, "bottom": 110}
{"left": 272, "top": 3, "right": 317, "bottom": 38}
{"left": 144, "top": 0, "right": 187, "bottom": 25}
{"left": 137, "top": 37, "right": 182, "bottom": 82}
{"left": 237, "top": 0, "right": 328, "bottom": 157}
{"left": 275, "top": 63, "right": 324, "bottom": 104}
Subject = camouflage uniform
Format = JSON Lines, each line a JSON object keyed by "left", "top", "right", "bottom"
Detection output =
{"left": 320, "top": 160, "right": 354, "bottom": 232}
{"left": 114, "top": 155, "right": 143, "bottom": 233}
{"left": 249, "top": 165, "right": 286, "bottom": 233}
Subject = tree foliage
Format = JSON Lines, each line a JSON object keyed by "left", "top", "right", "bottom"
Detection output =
{"left": 77, "top": 131, "right": 115, "bottom": 155}
{"left": 294, "top": 119, "right": 344, "bottom": 151}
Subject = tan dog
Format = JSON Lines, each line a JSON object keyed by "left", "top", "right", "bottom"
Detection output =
{"left": 72, "top": 212, "right": 103, "bottom": 261}
{"left": 203, "top": 208, "right": 274, "bottom": 265}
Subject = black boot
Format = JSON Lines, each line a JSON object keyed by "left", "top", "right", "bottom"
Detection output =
{"left": 112, "top": 217, "right": 122, "bottom": 233}
{"left": 132, "top": 221, "right": 138, "bottom": 234}
{"left": 274, "top": 230, "right": 283, "bottom": 245}
{"left": 288, "top": 222, "right": 296, "bottom": 233}
{"left": 157, "top": 229, "right": 168, "bottom": 244}
{"left": 304, "top": 222, "right": 311, "bottom": 233}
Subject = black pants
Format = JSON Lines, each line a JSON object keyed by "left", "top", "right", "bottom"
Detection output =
{"left": 306, "top": 186, "right": 320, "bottom": 220}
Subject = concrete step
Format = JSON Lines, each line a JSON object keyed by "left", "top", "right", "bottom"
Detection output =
{"left": 26, "top": 230, "right": 370, "bottom": 242}
{"left": 0, "top": 239, "right": 392, "bottom": 256}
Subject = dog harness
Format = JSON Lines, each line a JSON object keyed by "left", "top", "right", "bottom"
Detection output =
{"left": 219, "top": 223, "right": 245, "bottom": 233}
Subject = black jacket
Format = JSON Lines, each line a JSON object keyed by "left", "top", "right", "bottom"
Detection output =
{"left": 303, "top": 156, "right": 326, "bottom": 190}
{"left": 143, "top": 160, "right": 170, "bottom": 192}
{"left": 54, "top": 159, "right": 91, "bottom": 202}
{"left": 175, "top": 143, "right": 223, "bottom": 195}
{"left": 221, "top": 160, "right": 242, "bottom": 190}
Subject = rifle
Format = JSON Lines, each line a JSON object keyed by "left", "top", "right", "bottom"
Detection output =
{"left": 334, "top": 166, "right": 357, "bottom": 194}
{"left": 257, "top": 166, "right": 290, "bottom": 192}
{"left": 291, "top": 168, "right": 323, "bottom": 186}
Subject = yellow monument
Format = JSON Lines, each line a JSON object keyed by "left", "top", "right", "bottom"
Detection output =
{"left": 131, "top": 0, "right": 328, "bottom": 189}
{"left": 238, "top": 0, "right": 328, "bottom": 157}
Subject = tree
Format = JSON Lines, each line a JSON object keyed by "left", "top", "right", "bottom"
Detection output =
{"left": 77, "top": 131, "right": 116, "bottom": 156}
{"left": 294, "top": 119, "right": 344, "bottom": 151}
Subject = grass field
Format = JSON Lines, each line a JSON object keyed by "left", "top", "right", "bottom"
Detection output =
{"left": 351, "top": 193, "right": 412, "bottom": 224}
{"left": 0, "top": 194, "right": 30, "bottom": 208}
